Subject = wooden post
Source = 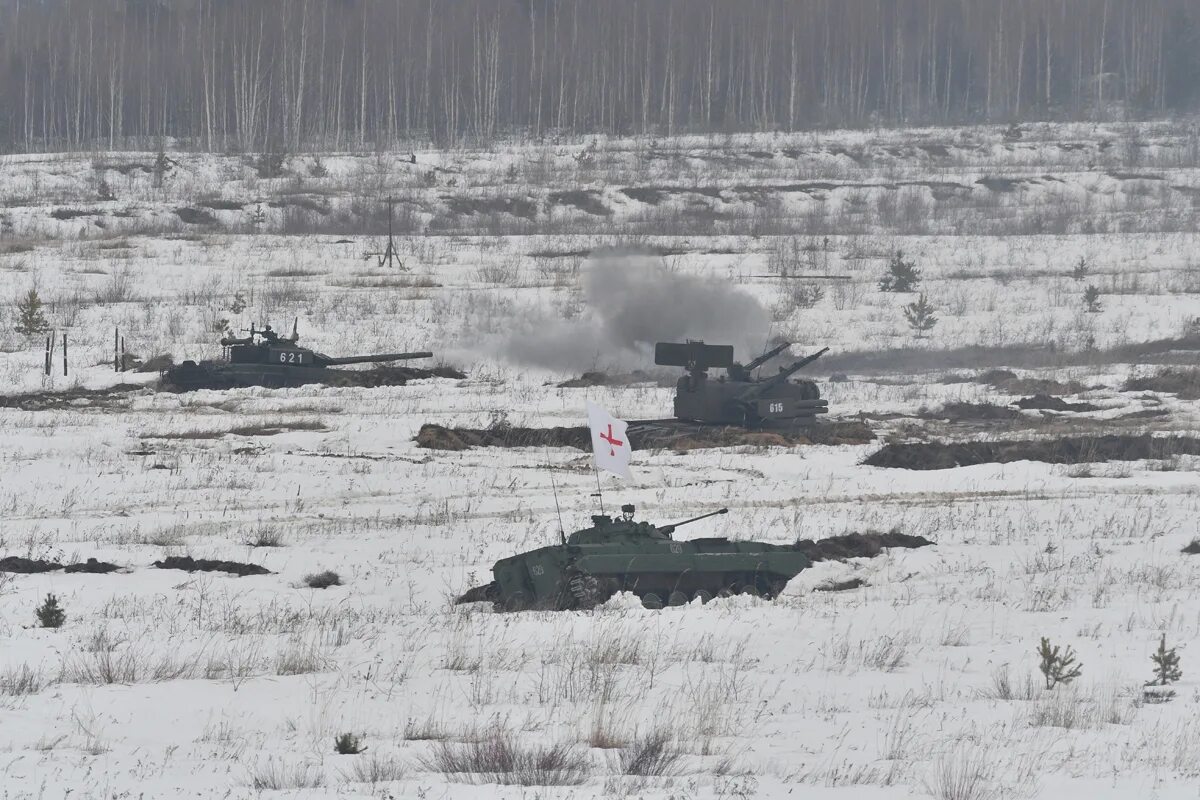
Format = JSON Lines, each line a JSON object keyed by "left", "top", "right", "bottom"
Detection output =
{"left": 44, "top": 336, "right": 51, "bottom": 376}
{"left": 62, "top": 333, "right": 68, "bottom": 377}
{"left": 114, "top": 327, "right": 120, "bottom": 372}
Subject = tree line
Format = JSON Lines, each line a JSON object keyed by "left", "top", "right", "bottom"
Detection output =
{"left": 0, "top": 0, "right": 1197, "bottom": 152}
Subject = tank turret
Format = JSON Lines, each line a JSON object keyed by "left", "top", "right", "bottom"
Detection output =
{"left": 455, "top": 505, "right": 815, "bottom": 611}
{"left": 654, "top": 340, "right": 829, "bottom": 428}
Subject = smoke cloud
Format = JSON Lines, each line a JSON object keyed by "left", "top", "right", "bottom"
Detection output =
{"left": 500, "top": 248, "right": 771, "bottom": 372}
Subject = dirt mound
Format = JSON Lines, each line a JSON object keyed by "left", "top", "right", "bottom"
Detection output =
{"left": 1182, "top": 539, "right": 1200, "bottom": 555}
{"left": 417, "top": 424, "right": 591, "bottom": 451}
{"left": 805, "top": 421, "right": 876, "bottom": 445}
{"left": 978, "top": 370, "right": 1085, "bottom": 395}
{"left": 794, "top": 531, "right": 934, "bottom": 561}
{"left": 1124, "top": 369, "right": 1200, "bottom": 400}
{"left": 864, "top": 434, "right": 1200, "bottom": 470}
{"left": 135, "top": 354, "right": 175, "bottom": 373}
{"left": 1015, "top": 394, "right": 1100, "bottom": 412}
{"left": 0, "top": 557, "right": 62, "bottom": 573}
{"left": 0, "top": 384, "right": 145, "bottom": 411}
{"left": 557, "top": 370, "right": 662, "bottom": 388}
{"left": 416, "top": 420, "right": 874, "bottom": 452}
{"left": 152, "top": 556, "right": 271, "bottom": 576}
{"left": 815, "top": 578, "right": 867, "bottom": 592}
{"left": 816, "top": 334, "right": 1200, "bottom": 377}
{"left": 63, "top": 558, "right": 121, "bottom": 573}
{"left": 0, "top": 556, "right": 121, "bottom": 573}
{"left": 929, "top": 402, "right": 1022, "bottom": 422}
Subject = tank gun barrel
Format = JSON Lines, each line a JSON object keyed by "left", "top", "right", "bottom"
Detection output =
{"left": 743, "top": 341, "right": 792, "bottom": 373}
{"left": 660, "top": 507, "right": 728, "bottom": 535}
{"left": 321, "top": 351, "right": 433, "bottom": 366}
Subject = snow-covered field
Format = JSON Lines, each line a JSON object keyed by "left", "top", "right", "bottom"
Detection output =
{"left": 1, "top": 121, "right": 1200, "bottom": 799}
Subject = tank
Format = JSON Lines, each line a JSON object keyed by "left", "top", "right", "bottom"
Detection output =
{"left": 162, "top": 322, "right": 435, "bottom": 391}
{"left": 654, "top": 340, "right": 829, "bottom": 428}
{"left": 455, "top": 504, "right": 812, "bottom": 611}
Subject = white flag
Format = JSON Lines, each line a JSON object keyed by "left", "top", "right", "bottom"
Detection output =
{"left": 586, "top": 401, "right": 633, "bottom": 480}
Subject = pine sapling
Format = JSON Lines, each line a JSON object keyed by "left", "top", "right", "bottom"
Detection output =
{"left": 1083, "top": 285, "right": 1102, "bottom": 313}
{"left": 1070, "top": 256, "right": 1089, "bottom": 281}
{"left": 1037, "top": 636, "right": 1083, "bottom": 689}
{"left": 879, "top": 250, "right": 921, "bottom": 293}
{"left": 35, "top": 594, "right": 66, "bottom": 629}
{"left": 903, "top": 293, "right": 938, "bottom": 336}
{"left": 14, "top": 287, "right": 49, "bottom": 336}
{"left": 1149, "top": 633, "right": 1182, "bottom": 686}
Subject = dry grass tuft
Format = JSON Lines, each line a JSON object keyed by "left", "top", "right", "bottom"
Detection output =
{"left": 340, "top": 753, "right": 407, "bottom": 785}
{"left": 250, "top": 758, "right": 326, "bottom": 790}
{"left": 422, "top": 726, "right": 589, "bottom": 786}
{"left": 616, "top": 729, "right": 684, "bottom": 776}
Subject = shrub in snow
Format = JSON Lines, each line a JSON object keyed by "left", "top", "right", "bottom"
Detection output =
{"left": 304, "top": 570, "right": 341, "bottom": 589}
{"left": 1037, "top": 637, "right": 1082, "bottom": 689}
{"left": 35, "top": 594, "right": 65, "bottom": 628}
{"left": 334, "top": 733, "right": 367, "bottom": 755}
{"left": 878, "top": 250, "right": 921, "bottom": 293}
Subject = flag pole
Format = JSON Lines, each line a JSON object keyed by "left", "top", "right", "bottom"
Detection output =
{"left": 546, "top": 447, "right": 566, "bottom": 544}
{"left": 593, "top": 465, "right": 605, "bottom": 515}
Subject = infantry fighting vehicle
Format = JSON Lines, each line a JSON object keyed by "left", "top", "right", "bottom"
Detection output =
{"left": 455, "top": 504, "right": 813, "bottom": 611}
{"left": 654, "top": 340, "right": 829, "bottom": 428}
{"left": 163, "top": 322, "right": 435, "bottom": 391}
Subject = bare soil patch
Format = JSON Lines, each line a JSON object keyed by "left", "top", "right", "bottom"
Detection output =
{"left": 926, "top": 402, "right": 1022, "bottom": 422}
{"left": 0, "top": 557, "right": 62, "bottom": 573}
{"left": 1, "top": 557, "right": 120, "bottom": 574}
{"left": 1015, "top": 394, "right": 1100, "bottom": 412}
{"left": 815, "top": 577, "right": 867, "bottom": 592}
{"left": 418, "top": 424, "right": 590, "bottom": 451}
{"left": 548, "top": 189, "right": 610, "bottom": 216}
{"left": 818, "top": 334, "right": 1200, "bottom": 377}
{"left": 865, "top": 434, "right": 1200, "bottom": 470}
{"left": 1124, "top": 369, "right": 1200, "bottom": 400}
{"left": 416, "top": 420, "right": 873, "bottom": 452}
{"left": 795, "top": 531, "right": 934, "bottom": 561}
{"left": 175, "top": 207, "right": 218, "bottom": 225}
{"left": 557, "top": 370, "right": 664, "bottom": 388}
{"left": 62, "top": 558, "right": 121, "bottom": 573}
{"left": 0, "top": 384, "right": 145, "bottom": 411}
{"left": 976, "top": 369, "right": 1086, "bottom": 395}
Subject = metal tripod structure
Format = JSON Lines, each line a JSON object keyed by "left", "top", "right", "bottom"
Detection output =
{"left": 377, "top": 196, "right": 406, "bottom": 271}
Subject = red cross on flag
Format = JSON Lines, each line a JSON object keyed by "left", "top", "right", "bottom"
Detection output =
{"left": 586, "top": 401, "right": 633, "bottom": 480}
